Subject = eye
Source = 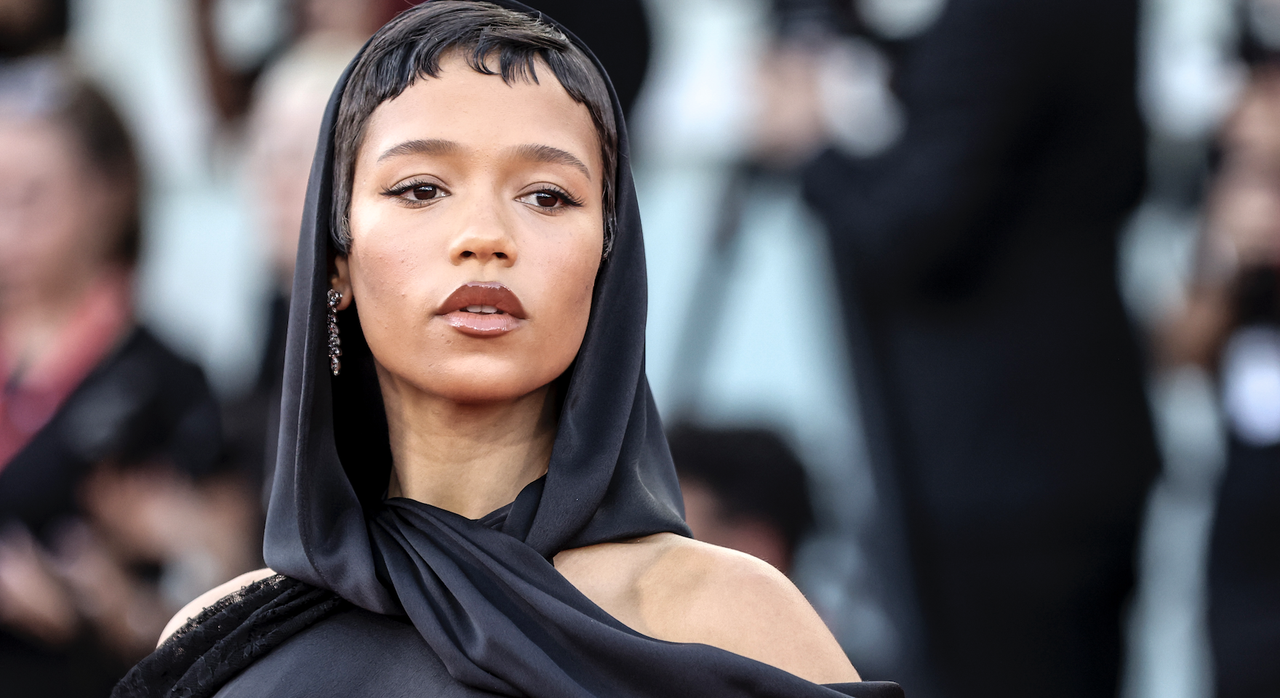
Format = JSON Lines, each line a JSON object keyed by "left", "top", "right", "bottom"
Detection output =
{"left": 382, "top": 180, "right": 449, "bottom": 204}
{"left": 518, "top": 186, "right": 583, "bottom": 212}
{"left": 404, "top": 184, "right": 443, "bottom": 201}
{"left": 532, "top": 191, "right": 562, "bottom": 208}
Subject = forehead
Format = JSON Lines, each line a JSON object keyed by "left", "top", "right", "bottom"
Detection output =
{"left": 358, "top": 56, "right": 602, "bottom": 174}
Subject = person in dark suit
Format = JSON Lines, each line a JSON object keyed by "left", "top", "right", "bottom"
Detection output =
{"left": 1161, "top": 15, "right": 1280, "bottom": 692}
{"left": 798, "top": 1, "right": 1161, "bottom": 696}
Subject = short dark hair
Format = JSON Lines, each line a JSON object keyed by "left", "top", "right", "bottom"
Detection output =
{"left": 0, "top": 59, "right": 141, "bottom": 266}
{"left": 332, "top": 0, "right": 618, "bottom": 255}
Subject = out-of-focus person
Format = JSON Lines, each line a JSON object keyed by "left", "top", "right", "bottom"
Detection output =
{"left": 667, "top": 425, "right": 815, "bottom": 576}
{"left": 0, "top": 58, "right": 256, "bottom": 697}
{"left": 1160, "top": 10, "right": 1280, "bottom": 692}
{"left": 0, "top": 0, "right": 65, "bottom": 58}
{"left": 372, "top": 0, "right": 656, "bottom": 118}
{"left": 490, "top": 0, "right": 653, "bottom": 118}
{"left": 198, "top": 0, "right": 656, "bottom": 129}
{"left": 203, "top": 0, "right": 655, "bottom": 120}
{"left": 220, "top": 36, "right": 358, "bottom": 499}
{"left": 197, "top": 0, "right": 386, "bottom": 125}
{"left": 778, "top": 1, "right": 1161, "bottom": 696}
{"left": 246, "top": 38, "right": 358, "bottom": 296}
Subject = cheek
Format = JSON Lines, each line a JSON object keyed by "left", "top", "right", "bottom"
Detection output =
{"left": 350, "top": 197, "right": 438, "bottom": 296}
{"left": 12, "top": 188, "right": 98, "bottom": 275}
{"left": 344, "top": 191, "right": 603, "bottom": 402}
{"left": 561, "top": 256, "right": 599, "bottom": 341}
{"left": 537, "top": 230, "right": 602, "bottom": 353}
{"left": 349, "top": 235, "right": 442, "bottom": 334}
{"left": 345, "top": 203, "right": 461, "bottom": 392}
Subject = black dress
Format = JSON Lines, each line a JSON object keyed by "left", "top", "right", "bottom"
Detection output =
{"left": 124, "top": 505, "right": 900, "bottom": 698}
{"left": 113, "top": 2, "right": 904, "bottom": 696}
{"left": 0, "top": 326, "right": 223, "bottom": 698}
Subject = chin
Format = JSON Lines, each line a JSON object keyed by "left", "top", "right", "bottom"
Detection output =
{"left": 415, "top": 361, "right": 565, "bottom": 406}
{"left": 430, "top": 378, "right": 551, "bottom": 405}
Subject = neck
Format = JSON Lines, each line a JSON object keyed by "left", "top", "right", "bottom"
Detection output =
{"left": 379, "top": 372, "right": 558, "bottom": 520}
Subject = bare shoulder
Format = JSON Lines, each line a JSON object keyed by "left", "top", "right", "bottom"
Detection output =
{"left": 555, "top": 534, "right": 858, "bottom": 684}
{"left": 157, "top": 568, "right": 278, "bottom": 647}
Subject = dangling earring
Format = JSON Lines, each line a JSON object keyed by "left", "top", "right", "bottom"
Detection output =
{"left": 327, "top": 289, "right": 342, "bottom": 376}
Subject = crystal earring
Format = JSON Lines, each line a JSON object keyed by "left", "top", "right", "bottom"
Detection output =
{"left": 327, "top": 289, "right": 342, "bottom": 376}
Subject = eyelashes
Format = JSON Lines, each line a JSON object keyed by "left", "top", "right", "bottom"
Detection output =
{"left": 522, "top": 184, "right": 584, "bottom": 210}
{"left": 381, "top": 179, "right": 445, "bottom": 202}
{"left": 380, "top": 179, "right": 586, "bottom": 212}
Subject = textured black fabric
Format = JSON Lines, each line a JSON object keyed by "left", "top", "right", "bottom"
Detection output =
{"left": 112, "top": 575, "right": 345, "bottom": 698}
{"left": 114, "top": 1, "right": 903, "bottom": 696}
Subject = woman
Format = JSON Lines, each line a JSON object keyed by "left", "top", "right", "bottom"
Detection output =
{"left": 0, "top": 59, "right": 245, "bottom": 696}
{"left": 117, "top": 3, "right": 903, "bottom": 696}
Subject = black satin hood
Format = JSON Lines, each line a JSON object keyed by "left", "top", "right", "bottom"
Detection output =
{"left": 263, "top": 0, "right": 687, "bottom": 618}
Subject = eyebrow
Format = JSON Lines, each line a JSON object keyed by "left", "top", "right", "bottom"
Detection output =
{"left": 377, "top": 138, "right": 461, "bottom": 162}
{"left": 510, "top": 143, "right": 592, "bottom": 180}
{"left": 376, "top": 138, "right": 592, "bottom": 180}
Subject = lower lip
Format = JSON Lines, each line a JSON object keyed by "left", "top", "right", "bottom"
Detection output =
{"left": 444, "top": 311, "right": 523, "bottom": 337}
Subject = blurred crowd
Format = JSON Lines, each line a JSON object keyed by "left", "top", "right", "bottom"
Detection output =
{"left": 3, "top": 0, "right": 1280, "bottom": 697}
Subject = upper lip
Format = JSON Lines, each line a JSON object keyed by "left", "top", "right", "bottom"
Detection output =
{"left": 437, "top": 282, "right": 527, "bottom": 319}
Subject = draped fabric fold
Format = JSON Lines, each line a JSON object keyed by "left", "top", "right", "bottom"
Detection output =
{"left": 371, "top": 499, "right": 900, "bottom": 697}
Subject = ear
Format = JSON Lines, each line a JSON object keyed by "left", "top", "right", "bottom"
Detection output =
{"left": 331, "top": 255, "right": 354, "bottom": 311}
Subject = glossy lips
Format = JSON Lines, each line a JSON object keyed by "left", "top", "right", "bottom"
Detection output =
{"left": 438, "top": 282, "right": 527, "bottom": 337}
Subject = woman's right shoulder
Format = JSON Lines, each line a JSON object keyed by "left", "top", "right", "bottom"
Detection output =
{"left": 158, "top": 568, "right": 278, "bottom": 647}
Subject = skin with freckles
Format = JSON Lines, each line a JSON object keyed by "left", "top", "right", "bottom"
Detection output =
{"left": 176, "top": 54, "right": 859, "bottom": 685}
{"left": 338, "top": 60, "right": 602, "bottom": 407}
{"left": 331, "top": 55, "right": 603, "bottom": 519}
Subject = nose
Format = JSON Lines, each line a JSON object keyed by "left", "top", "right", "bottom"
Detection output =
{"left": 448, "top": 194, "right": 518, "bottom": 267}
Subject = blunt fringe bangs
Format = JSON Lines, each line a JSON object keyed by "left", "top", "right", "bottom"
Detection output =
{"left": 332, "top": 0, "right": 619, "bottom": 255}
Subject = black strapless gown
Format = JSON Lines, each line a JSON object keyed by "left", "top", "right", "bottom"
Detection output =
{"left": 115, "top": 574, "right": 902, "bottom": 698}
{"left": 219, "top": 602, "right": 901, "bottom": 698}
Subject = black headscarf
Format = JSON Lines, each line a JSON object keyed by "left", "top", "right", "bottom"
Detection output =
{"left": 126, "top": 2, "right": 902, "bottom": 696}
{"left": 263, "top": 0, "right": 690, "bottom": 617}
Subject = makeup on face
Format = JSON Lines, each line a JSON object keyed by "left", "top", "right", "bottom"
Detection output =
{"left": 342, "top": 57, "right": 604, "bottom": 404}
{"left": 437, "top": 281, "right": 527, "bottom": 337}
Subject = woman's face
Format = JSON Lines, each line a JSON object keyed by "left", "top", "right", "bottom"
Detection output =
{"left": 338, "top": 55, "right": 605, "bottom": 405}
{"left": 0, "top": 115, "right": 120, "bottom": 308}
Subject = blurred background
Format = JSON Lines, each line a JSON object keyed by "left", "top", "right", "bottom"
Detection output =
{"left": 2, "top": 0, "right": 1278, "bottom": 697}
